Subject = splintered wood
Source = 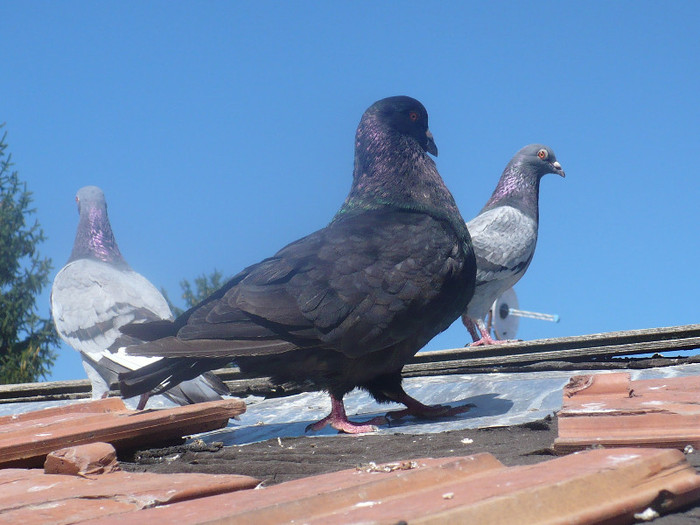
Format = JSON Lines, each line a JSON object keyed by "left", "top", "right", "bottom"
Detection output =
{"left": 0, "top": 398, "right": 245, "bottom": 468}
{"left": 554, "top": 372, "right": 700, "bottom": 453}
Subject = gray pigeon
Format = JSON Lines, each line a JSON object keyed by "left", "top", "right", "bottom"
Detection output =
{"left": 119, "top": 96, "right": 476, "bottom": 433}
{"left": 462, "top": 144, "right": 565, "bottom": 345}
{"left": 51, "top": 186, "right": 228, "bottom": 406}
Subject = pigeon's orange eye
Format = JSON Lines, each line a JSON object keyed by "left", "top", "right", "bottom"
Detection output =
{"left": 537, "top": 149, "right": 548, "bottom": 160}
{"left": 409, "top": 111, "right": 419, "bottom": 121}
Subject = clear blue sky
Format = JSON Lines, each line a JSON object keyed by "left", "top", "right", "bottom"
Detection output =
{"left": 2, "top": 2, "right": 698, "bottom": 382}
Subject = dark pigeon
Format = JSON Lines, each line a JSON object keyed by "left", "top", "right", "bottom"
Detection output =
{"left": 51, "top": 186, "right": 229, "bottom": 406}
{"left": 119, "top": 96, "right": 476, "bottom": 434}
{"left": 461, "top": 144, "right": 565, "bottom": 345}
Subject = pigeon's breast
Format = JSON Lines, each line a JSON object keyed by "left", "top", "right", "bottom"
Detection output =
{"left": 51, "top": 258, "right": 173, "bottom": 358}
{"left": 465, "top": 205, "right": 538, "bottom": 319}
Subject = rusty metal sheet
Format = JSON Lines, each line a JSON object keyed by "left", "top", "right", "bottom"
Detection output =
{"left": 554, "top": 372, "right": 700, "bottom": 453}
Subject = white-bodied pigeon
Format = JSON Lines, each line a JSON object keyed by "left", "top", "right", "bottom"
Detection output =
{"left": 51, "top": 186, "right": 228, "bottom": 406}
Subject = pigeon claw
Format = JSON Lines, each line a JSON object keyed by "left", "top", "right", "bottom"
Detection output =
{"left": 306, "top": 394, "right": 387, "bottom": 434}
{"left": 470, "top": 337, "right": 519, "bottom": 346}
{"left": 386, "top": 402, "right": 475, "bottom": 421}
{"left": 305, "top": 414, "right": 386, "bottom": 434}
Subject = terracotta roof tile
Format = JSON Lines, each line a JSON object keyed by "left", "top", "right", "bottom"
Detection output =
{"left": 554, "top": 372, "right": 700, "bottom": 453}
{"left": 44, "top": 442, "right": 119, "bottom": 476}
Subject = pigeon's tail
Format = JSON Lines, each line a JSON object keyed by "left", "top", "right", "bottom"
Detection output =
{"left": 80, "top": 354, "right": 117, "bottom": 399}
{"left": 85, "top": 351, "right": 230, "bottom": 405}
{"left": 118, "top": 357, "right": 230, "bottom": 401}
{"left": 164, "top": 371, "right": 230, "bottom": 405}
{"left": 120, "top": 319, "right": 178, "bottom": 341}
{"left": 81, "top": 352, "right": 129, "bottom": 399}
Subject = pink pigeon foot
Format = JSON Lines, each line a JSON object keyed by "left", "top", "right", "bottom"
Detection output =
{"left": 467, "top": 317, "right": 516, "bottom": 346}
{"left": 470, "top": 333, "right": 501, "bottom": 346}
{"left": 471, "top": 334, "right": 520, "bottom": 346}
{"left": 306, "top": 395, "right": 388, "bottom": 434}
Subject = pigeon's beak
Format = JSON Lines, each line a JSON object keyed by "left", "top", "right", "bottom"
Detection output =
{"left": 425, "top": 129, "right": 438, "bottom": 156}
{"left": 552, "top": 161, "right": 565, "bottom": 178}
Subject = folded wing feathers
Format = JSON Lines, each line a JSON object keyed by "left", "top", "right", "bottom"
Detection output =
{"left": 124, "top": 212, "right": 463, "bottom": 362}
{"left": 467, "top": 205, "right": 537, "bottom": 286}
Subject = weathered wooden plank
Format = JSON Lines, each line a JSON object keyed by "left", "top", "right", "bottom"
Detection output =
{"left": 412, "top": 324, "right": 700, "bottom": 363}
{"left": 83, "top": 448, "right": 700, "bottom": 525}
{"left": 1, "top": 324, "right": 698, "bottom": 404}
{"left": 0, "top": 378, "right": 93, "bottom": 402}
{"left": 0, "top": 398, "right": 246, "bottom": 468}
{"left": 554, "top": 373, "right": 700, "bottom": 453}
{"left": 0, "top": 467, "right": 259, "bottom": 524}
{"left": 0, "top": 397, "right": 125, "bottom": 426}
{"left": 401, "top": 336, "right": 700, "bottom": 376}
{"left": 403, "top": 354, "right": 700, "bottom": 376}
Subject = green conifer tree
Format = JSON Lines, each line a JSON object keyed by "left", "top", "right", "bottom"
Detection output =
{"left": 162, "top": 269, "right": 225, "bottom": 317}
{"left": 0, "top": 128, "right": 59, "bottom": 383}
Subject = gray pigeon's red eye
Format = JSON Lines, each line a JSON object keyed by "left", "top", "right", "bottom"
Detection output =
{"left": 537, "top": 149, "right": 548, "bottom": 160}
{"left": 409, "top": 111, "right": 419, "bottom": 121}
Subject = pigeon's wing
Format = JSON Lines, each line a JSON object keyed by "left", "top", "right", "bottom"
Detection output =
{"left": 127, "top": 209, "right": 468, "bottom": 360}
{"left": 51, "top": 258, "right": 173, "bottom": 360}
{"left": 466, "top": 205, "right": 538, "bottom": 286}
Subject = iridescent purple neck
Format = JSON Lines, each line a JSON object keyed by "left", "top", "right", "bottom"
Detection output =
{"left": 68, "top": 205, "right": 128, "bottom": 267}
{"left": 336, "top": 112, "right": 468, "bottom": 238}
{"left": 482, "top": 162, "right": 541, "bottom": 220}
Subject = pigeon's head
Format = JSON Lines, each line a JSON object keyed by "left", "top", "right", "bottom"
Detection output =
{"left": 515, "top": 144, "right": 565, "bottom": 179}
{"left": 363, "top": 96, "right": 438, "bottom": 156}
{"left": 341, "top": 95, "right": 464, "bottom": 229}
{"left": 76, "top": 185, "right": 107, "bottom": 216}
